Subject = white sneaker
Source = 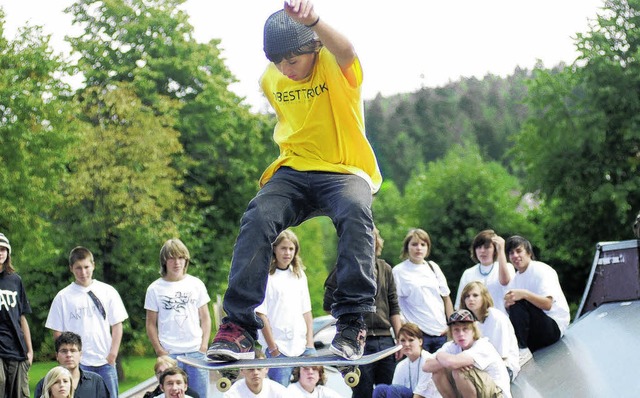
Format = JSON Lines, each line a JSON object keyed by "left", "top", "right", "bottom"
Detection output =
{"left": 519, "top": 348, "right": 533, "bottom": 366}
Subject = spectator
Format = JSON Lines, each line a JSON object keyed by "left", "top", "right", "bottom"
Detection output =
{"left": 256, "top": 230, "right": 315, "bottom": 386}
{"left": 454, "top": 230, "right": 514, "bottom": 314}
{"left": 40, "top": 366, "right": 75, "bottom": 398}
{"left": 206, "top": 0, "right": 381, "bottom": 363}
{"left": 0, "top": 233, "right": 33, "bottom": 398}
{"left": 157, "top": 367, "right": 194, "bottom": 398}
{"left": 393, "top": 228, "right": 453, "bottom": 353}
{"left": 45, "top": 246, "right": 128, "bottom": 398}
{"left": 35, "top": 332, "right": 109, "bottom": 398}
{"left": 502, "top": 235, "right": 570, "bottom": 365}
{"left": 287, "top": 366, "right": 341, "bottom": 398}
{"left": 460, "top": 281, "right": 520, "bottom": 380}
{"left": 222, "top": 350, "right": 289, "bottom": 397}
{"left": 324, "top": 225, "right": 402, "bottom": 397}
{"left": 145, "top": 238, "right": 211, "bottom": 398}
{"left": 143, "top": 356, "right": 200, "bottom": 398}
{"left": 372, "top": 323, "right": 440, "bottom": 398}
{"left": 423, "top": 310, "right": 511, "bottom": 398}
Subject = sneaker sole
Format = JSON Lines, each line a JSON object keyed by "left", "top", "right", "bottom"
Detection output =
{"left": 329, "top": 344, "right": 362, "bottom": 361}
{"left": 207, "top": 348, "right": 255, "bottom": 361}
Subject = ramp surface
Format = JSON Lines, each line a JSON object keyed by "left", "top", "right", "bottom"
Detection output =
{"left": 512, "top": 300, "right": 640, "bottom": 398}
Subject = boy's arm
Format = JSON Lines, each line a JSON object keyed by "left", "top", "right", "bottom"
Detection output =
{"left": 285, "top": 0, "right": 356, "bottom": 69}
{"left": 108, "top": 322, "right": 123, "bottom": 365}
{"left": 422, "top": 357, "right": 444, "bottom": 373}
{"left": 493, "top": 235, "right": 511, "bottom": 286}
{"left": 435, "top": 351, "right": 475, "bottom": 369}
{"left": 146, "top": 310, "right": 168, "bottom": 356}
{"left": 20, "top": 315, "right": 33, "bottom": 364}
{"left": 504, "top": 289, "right": 553, "bottom": 311}
{"left": 198, "top": 304, "right": 212, "bottom": 353}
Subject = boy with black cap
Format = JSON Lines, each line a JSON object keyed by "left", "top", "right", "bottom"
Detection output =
{"left": 207, "top": 0, "right": 382, "bottom": 362}
{"left": 0, "top": 233, "right": 33, "bottom": 398}
{"left": 423, "top": 309, "right": 512, "bottom": 398}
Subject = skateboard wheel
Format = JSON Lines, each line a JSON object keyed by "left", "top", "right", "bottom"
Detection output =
{"left": 355, "top": 367, "right": 361, "bottom": 377}
{"left": 217, "top": 377, "right": 232, "bottom": 392}
{"left": 344, "top": 371, "right": 360, "bottom": 387}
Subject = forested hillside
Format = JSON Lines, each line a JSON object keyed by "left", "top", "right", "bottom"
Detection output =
{"left": 365, "top": 68, "right": 530, "bottom": 188}
{"left": 1, "top": 0, "right": 638, "bottom": 364}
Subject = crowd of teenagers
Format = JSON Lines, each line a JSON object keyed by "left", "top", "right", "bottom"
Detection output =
{"left": 0, "top": 1, "right": 571, "bottom": 397}
{"left": 0, "top": 224, "right": 570, "bottom": 398}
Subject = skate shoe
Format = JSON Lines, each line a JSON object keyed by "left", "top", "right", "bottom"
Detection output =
{"left": 330, "top": 314, "right": 367, "bottom": 360}
{"left": 206, "top": 322, "right": 256, "bottom": 361}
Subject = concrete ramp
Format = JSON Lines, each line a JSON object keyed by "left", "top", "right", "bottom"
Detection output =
{"left": 512, "top": 239, "right": 640, "bottom": 398}
{"left": 512, "top": 300, "right": 640, "bottom": 398}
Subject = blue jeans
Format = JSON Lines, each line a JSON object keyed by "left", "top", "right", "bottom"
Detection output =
{"left": 351, "top": 336, "right": 397, "bottom": 398}
{"left": 222, "top": 167, "right": 377, "bottom": 334}
{"left": 170, "top": 352, "right": 209, "bottom": 398}
{"left": 372, "top": 384, "right": 413, "bottom": 398}
{"left": 421, "top": 333, "right": 447, "bottom": 353}
{"left": 80, "top": 363, "right": 118, "bottom": 398}
{"left": 265, "top": 350, "right": 293, "bottom": 386}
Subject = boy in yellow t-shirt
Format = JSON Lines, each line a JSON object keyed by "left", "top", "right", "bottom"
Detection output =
{"left": 207, "top": 0, "right": 382, "bottom": 362}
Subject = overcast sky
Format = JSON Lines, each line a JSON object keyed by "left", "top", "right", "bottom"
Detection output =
{"left": 1, "top": 0, "right": 604, "bottom": 111}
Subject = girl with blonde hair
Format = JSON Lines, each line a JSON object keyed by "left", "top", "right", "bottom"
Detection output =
{"left": 41, "top": 366, "right": 74, "bottom": 398}
{"left": 256, "top": 229, "right": 315, "bottom": 386}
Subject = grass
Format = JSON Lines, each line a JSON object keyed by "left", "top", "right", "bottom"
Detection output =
{"left": 29, "top": 356, "right": 156, "bottom": 395}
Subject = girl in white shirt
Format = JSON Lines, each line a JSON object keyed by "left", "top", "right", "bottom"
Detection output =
{"left": 256, "top": 229, "right": 315, "bottom": 386}
{"left": 393, "top": 229, "right": 453, "bottom": 353}
{"left": 372, "top": 323, "right": 440, "bottom": 398}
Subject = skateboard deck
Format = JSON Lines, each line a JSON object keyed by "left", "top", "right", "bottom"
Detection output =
{"left": 178, "top": 344, "right": 401, "bottom": 391}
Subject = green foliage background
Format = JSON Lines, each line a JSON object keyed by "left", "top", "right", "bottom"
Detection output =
{"left": 1, "top": 0, "right": 639, "bottom": 371}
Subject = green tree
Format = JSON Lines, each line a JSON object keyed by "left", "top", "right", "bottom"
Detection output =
{"left": 53, "top": 83, "right": 184, "bottom": 353}
{"left": 66, "top": 0, "right": 274, "bottom": 296}
{"left": 514, "top": 0, "right": 640, "bottom": 303}
{"left": 0, "top": 14, "right": 78, "bottom": 354}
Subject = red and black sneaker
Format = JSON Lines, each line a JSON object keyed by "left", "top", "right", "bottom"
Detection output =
{"left": 330, "top": 314, "right": 367, "bottom": 360}
{"left": 206, "top": 322, "right": 256, "bottom": 361}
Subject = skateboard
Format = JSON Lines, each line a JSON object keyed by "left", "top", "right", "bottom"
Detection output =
{"left": 178, "top": 344, "right": 402, "bottom": 392}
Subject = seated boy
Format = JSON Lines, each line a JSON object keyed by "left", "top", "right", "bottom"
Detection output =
{"left": 223, "top": 350, "right": 292, "bottom": 398}
{"left": 423, "top": 310, "right": 512, "bottom": 398}
{"left": 34, "top": 332, "right": 109, "bottom": 398}
{"left": 158, "top": 367, "right": 195, "bottom": 398}
{"left": 501, "top": 235, "right": 570, "bottom": 364}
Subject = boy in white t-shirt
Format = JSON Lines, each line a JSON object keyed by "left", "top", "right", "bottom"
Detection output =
{"left": 223, "top": 351, "right": 293, "bottom": 398}
{"left": 501, "top": 236, "right": 570, "bottom": 364}
{"left": 423, "top": 310, "right": 511, "bottom": 398}
{"left": 145, "top": 238, "right": 212, "bottom": 398}
{"left": 45, "top": 246, "right": 128, "bottom": 398}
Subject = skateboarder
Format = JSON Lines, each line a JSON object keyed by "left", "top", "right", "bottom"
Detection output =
{"left": 206, "top": 0, "right": 382, "bottom": 363}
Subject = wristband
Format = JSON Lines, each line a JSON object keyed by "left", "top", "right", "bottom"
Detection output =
{"left": 305, "top": 16, "right": 320, "bottom": 28}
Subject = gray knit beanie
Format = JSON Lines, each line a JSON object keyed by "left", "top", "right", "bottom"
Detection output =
{"left": 0, "top": 233, "right": 11, "bottom": 254}
{"left": 263, "top": 10, "right": 315, "bottom": 61}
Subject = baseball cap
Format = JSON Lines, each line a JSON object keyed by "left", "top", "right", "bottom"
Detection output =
{"left": 263, "top": 10, "right": 315, "bottom": 62}
{"left": 0, "top": 233, "right": 11, "bottom": 254}
{"left": 447, "top": 309, "right": 476, "bottom": 325}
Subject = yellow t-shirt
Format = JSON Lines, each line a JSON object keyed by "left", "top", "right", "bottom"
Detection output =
{"left": 259, "top": 47, "right": 382, "bottom": 193}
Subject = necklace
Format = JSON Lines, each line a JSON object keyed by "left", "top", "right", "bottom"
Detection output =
{"left": 409, "top": 353, "right": 423, "bottom": 391}
{"left": 479, "top": 263, "right": 495, "bottom": 276}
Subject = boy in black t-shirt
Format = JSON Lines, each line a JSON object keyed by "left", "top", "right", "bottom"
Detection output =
{"left": 0, "top": 232, "right": 33, "bottom": 398}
